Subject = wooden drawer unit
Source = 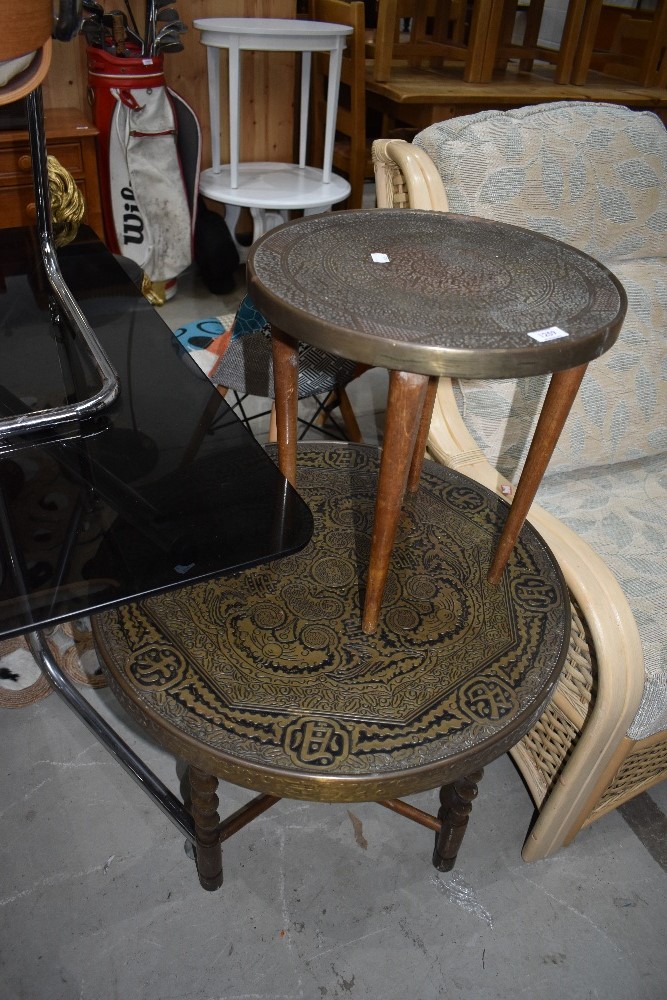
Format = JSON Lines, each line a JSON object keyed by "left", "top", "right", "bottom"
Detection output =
{"left": 0, "top": 108, "right": 104, "bottom": 237}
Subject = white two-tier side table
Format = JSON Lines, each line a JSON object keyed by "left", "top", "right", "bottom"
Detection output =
{"left": 194, "top": 17, "right": 353, "bottom": 259}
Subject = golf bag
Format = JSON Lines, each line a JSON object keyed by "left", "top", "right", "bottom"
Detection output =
{"left": 87, "top": 47, "right": 194, "bottom": 288}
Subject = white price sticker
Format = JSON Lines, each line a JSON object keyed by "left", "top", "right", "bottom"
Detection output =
{"left": 371, "top": 252, "right": 390, "bottom": 263}
{"left": 527, "top": 326, "right": 569, "bottom": 343}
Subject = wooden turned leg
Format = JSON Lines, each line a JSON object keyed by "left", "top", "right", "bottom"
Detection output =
{"left": 268, "top": 402, "right": 278, "bottom": 444}
{"left": 488, "top": 364, "right": 587, "bottom": 584}
{"left": 188, "top": 765, "right": 223, "bottom": 891}
{"left": 271, "top": 326, "right": 300, "bottom": 487}
{"left": 407, "top": 374, "right": 438, "bottom": 493}
{"left": 433, "top": 769, "right": 484, "bottom": 872}
{"left": 363, "top": 370, "right": 429, "bottom": 634}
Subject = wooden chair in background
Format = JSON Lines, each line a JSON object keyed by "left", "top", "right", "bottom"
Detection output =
{"left": 310, "top": 0, "right": 372, "bottom": 209}
{"left": 368, "top": 0, "right": 657, "bottom": 88}
{"left": 492, "top": 0, "right": 590, "bottom": 84}
{"left": 371, "top": 0, "right": 499, "bottom": 83}
{"left": 370, "top": 0, "right": 466, "bottom": 79}
{"left": 571, "top": 0, "right": 667, "bottom": 87}
{"left": 497, "top": 0, "right": 666, "bottom": 87}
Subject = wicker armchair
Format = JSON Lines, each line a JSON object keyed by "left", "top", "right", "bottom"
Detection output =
{"left": 372, "top": 102, "right": 667, "bottom": 862}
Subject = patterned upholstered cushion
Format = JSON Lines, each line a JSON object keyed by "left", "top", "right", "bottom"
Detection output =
{"left": 539, "top": 453, "right": 667, "bottom": 740}
{"left": 415, "top": 101, "right": 667, "bottom": 262}
{"left": 415, "top": 103, "right": 667, "bottom": 739}
{"left": 416, "top": 102, "right": 667, "bottom": 478}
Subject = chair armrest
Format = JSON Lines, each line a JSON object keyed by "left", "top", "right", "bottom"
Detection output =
{"left": 372, "top": 139, "right": 449, "bottom": 211}
{"left": 428, "top": 377, "right": 645, "bottom": 859}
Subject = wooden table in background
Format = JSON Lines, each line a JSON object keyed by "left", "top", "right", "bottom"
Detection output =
{"left": 366, "top": 61, "right": 667, "bottom": 132}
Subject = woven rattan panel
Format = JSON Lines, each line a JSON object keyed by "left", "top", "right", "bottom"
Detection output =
{"left": 594, "top": 741, "right": 667, "bottom": 817}
{"left": 93, "top": 444, "right": 569, "bottom": 802}
{"left": 556, "top": 602, "right": 595, "bottom": 717}
{"left": 511, "top": 599, "right": 594, "bottom": 802}
{"left": 514, "top": 702, "right": 581, "bottom": 801}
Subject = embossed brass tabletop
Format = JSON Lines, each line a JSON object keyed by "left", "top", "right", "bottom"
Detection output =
{"left": 247, "top": 209, "right": 627, "bottom": 633}
{"left": 94, "top": 443, "right": 570, "bottom": 890}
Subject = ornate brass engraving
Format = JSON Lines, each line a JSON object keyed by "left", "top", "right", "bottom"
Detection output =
{"left": 284, "top": 717, "right": 351, "bottom": 769}
{"left": 94, "top": 445, "right": 569, "bottom": 800}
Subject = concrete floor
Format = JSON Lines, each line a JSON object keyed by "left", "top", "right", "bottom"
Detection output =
{"left": 2, "top": 263, "right": 666, "bottom": 1000}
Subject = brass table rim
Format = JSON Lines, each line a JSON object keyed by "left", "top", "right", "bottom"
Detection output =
{"left": 90, "top": 660, "right": 566, "bottom": 803}
{"left": 247, "top": 209, "right": 627, "bottom": 380}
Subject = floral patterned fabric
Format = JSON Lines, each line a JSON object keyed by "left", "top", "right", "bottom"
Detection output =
{"left": 540, "top": 453, "right": 667, "bottom": 740}
{"left": 416, "top": 103, "right": 667, "bottom": 739}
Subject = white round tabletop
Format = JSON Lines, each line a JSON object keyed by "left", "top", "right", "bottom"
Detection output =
{"left": 194, "top": 18, "right": 353, "bottom": 50}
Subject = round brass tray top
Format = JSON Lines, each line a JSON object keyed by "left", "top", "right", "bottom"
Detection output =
{"left": 247, "top": 209, "right": 626, "bottom": 379}
{"left": 93, "top": 444, "right": 569, "bottom": 801}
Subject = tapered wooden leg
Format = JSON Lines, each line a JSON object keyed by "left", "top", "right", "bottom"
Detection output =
{"left": 313, "top": 387, "right": 363, "bottom": 443}
{"left": 271, "top": 326, "right": 300, "bottom": 487}
{"left": 336, "top": 387, "right": 363, "bottom": 443}
{"left": 268, "top": 403, "right": 278, "bottom": 443}
{"left": 407, "top": 374, "right": 438, "bottom": 493}
{"left": 188, "top": 765, "right": 223, "bottom": 891}
{"left": 363, "top": 370, "right": 429, "bottom": 634}
{"left": 488, "top": 364, "right": 587, "bottom": 584}
{"left": 433, "top": 769, "right": 484, "bottom": 872}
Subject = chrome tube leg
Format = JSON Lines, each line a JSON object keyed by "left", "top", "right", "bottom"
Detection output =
{"left": 0, "top": 89, "right": 121, "bottom": 443}
{"left": 26, "top": 630, "right": 195, "bottom": 845}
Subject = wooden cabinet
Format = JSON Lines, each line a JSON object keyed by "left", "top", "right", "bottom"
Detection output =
{"left": 0, "top": 107, "right": 104, "bottom": 237}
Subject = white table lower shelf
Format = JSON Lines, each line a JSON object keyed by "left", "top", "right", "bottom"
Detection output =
{"left": 199, "top": 162, "right": 350, "bottom": 259}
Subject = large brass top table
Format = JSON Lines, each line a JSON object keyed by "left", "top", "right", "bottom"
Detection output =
{"left": 247, "top": 209, "right": 627, "bottom": 632}
{"left": 94, "top": 442, "right": 570, "bottom": 890}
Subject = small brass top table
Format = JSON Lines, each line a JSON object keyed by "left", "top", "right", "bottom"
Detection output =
{"left": 247, "top": 209, "right": 627, "bottom": 632}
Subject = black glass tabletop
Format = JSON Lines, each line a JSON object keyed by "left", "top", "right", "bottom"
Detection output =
{"left": 0, "top": 226, "right": 313, "bottom": 638}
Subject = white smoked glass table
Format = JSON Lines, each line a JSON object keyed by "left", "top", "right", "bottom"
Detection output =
{"left": 195, "top": 17, "right": 353, "bottom": 258}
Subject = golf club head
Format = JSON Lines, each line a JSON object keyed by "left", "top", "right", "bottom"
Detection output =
{"left": 80, "top": 19, "right": 105, "bottom": 46}
{"left": 155, "top": 7, "right": 180, "bottom": 23}
{"left": 153, "top": 27, "right": 179, "bottom": 46}
{"left": 154, "top": 23, "right": 187, "bottom": 46}
{"left": 158, "top": 40, "right": 184, "bottom": 54}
